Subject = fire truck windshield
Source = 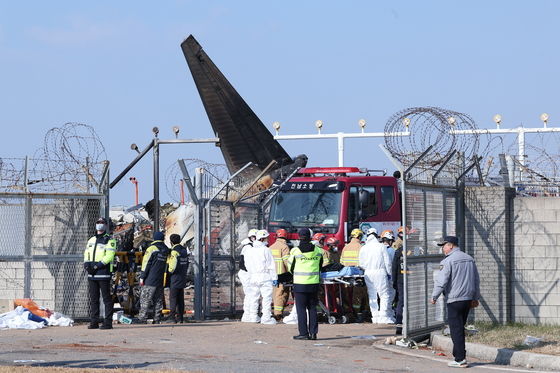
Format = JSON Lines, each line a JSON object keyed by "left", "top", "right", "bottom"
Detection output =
{"left": 269, "top": 190, "right": 342, "bottom": 229}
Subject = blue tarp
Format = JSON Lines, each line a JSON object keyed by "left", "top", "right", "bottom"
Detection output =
{"left": 321, "top": 266, "right": 364, "bottom": 278}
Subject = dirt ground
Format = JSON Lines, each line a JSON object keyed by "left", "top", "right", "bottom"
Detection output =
{"left": 0, "top": 320, "right": 539, "bottom": 373}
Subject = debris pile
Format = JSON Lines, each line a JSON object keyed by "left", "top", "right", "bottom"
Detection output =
{"left": 0, "top": 299, "right": 73, "bottom": 329}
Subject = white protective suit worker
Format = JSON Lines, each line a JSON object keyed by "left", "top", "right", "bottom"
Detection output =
{"left": 359, "top": 228, "right": 395, "bottom": 324}
{"left": 239, "top": 229, "right": 258, "bottom": 322}
{"left": 380, "top": 230, "right": 397, "bottom": 309}
{"left": 244, "top": 229, "right": 278, "bottom": 324}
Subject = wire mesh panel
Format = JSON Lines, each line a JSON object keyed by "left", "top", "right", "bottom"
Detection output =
{"left": 0, "top": 261, "right": 25, "bottom": 300}
{"left": 0, "top": 197, "right": 26, "bottom": 256}
{"left": 31, "top": 198, "right": 100, "bottom": 256}
{"left": 404, "top": 184, "right": 458, "bottom": 338}
{"left": 0, "top": 194, "right": 103, "bottom": 320}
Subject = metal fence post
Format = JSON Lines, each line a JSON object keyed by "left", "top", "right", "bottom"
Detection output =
{"left": 194, "top": 167, "right": 204, "bottom": 320}
{"left": 24, "top": 194, "right": 32, "bottom": 298}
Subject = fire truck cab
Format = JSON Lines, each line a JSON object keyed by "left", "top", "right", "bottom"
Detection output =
{"left": 267, "top": 167, "right": 401, "bottom": 246}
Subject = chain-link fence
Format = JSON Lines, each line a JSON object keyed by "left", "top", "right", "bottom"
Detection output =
{"left": 0, "top": 194, "right": 105, "bottom": 319}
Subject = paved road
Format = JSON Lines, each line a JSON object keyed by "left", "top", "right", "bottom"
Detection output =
{"left": 0, "top": 321, "right": 552, "bottom": 372}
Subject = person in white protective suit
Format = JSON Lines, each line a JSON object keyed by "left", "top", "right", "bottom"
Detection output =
{"left": 380, "top": 230, "right": 397, "bottom": 313}
{"left": 244, "top": 229, "right": 278, "bottom": 324}
{"left": 359, "top": 227, "right": 395, "bottom": 324}
{"left": 239, "top": 229, "right": 258, "bottom": 322}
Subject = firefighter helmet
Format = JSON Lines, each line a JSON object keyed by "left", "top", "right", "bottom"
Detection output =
{"left": 276, "top": 229, "right": 288, "bottom": 239}
{"left": 397, "top": 226, "right": 404, "bottom": 233}
{"left": 312, "top": 232, "right": 326, "bottom": 244}
{"left": 350, "top": 229, "right": 363, "bottom": 238}
{"left": 326, "top": 237, "right": 339, "bottom": 246}
{"left": 381, "top": 230, "right": 395, "bottom": 240}
{"left": 366, "top": 227, "right": 378, "bottom": 236}
{"left": 248, "top": 229, "right": 258, "bottom": 238}
{"left": 256, "top": 229, "right": 269, "bottom": 240}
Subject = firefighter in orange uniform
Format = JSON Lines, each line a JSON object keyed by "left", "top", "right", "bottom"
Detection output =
{"left": 270, "top": 229, "right": 292, "bottom": 320}
{"left": 340, "top": 228, "right": 368, "bottom": 318}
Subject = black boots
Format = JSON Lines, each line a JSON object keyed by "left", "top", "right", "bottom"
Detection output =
{"left": 87, "top": 323, "right": 99, "bottom": 329}
{"left": 293, "top": 335, "right": 310, "bottom": 340}
{"left": 309, "top": 334, "right": 317, "bottom": 340}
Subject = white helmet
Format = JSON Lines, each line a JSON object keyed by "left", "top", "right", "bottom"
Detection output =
{"left": 366, "top": 227, "right": 378, "bottom": 236}
{"left": 381, "top": 231, "right": 395, "bottom": 240}
{"left": 248, "top": 229, "right": 258, "bottom": 238}
{"left": 256, "top": 229, "right": 269, "bottom": 240}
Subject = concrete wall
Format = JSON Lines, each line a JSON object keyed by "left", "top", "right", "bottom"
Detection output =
{"left": 512, "top": 197, "right": 560, "bottom": 324}
{"left": 464, "top": 187, "right": 560, "bottom": 325}
{"left": 464, "top": 186, "right": 515, "bottom": 324}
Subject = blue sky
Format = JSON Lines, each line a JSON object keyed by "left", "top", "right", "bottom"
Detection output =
{"left": 1, "top": 1, "right": 559, "bottom": 205}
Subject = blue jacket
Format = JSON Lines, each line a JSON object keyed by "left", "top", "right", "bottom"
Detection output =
{"left": 432, "top": 247, "right": 480, "bottom": 303}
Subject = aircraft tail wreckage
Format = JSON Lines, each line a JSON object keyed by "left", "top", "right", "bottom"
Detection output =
{"left": 181, "top": 35, "right": 306, "bottom": 179}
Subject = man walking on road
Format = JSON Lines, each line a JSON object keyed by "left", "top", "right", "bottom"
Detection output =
{"left": 431, "top": 235, "right": 480, "bottom": 368}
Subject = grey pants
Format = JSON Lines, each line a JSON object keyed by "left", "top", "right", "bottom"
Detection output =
{"left": 137, "top": 285, "right": 164, "bottom": 321}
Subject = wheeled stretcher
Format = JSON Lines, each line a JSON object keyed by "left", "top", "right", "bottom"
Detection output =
{"left": 318, "top": 266, "right": 365, "bottom": 324}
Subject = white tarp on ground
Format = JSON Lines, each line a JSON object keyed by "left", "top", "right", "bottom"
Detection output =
{"left": 0, "top": 306, "right": 73, "bottom": 329}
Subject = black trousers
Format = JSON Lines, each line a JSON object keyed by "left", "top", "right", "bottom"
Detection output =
{"left": 295, "top": 291, "right": 318, "bottom": 336}
{"left": 447, "top": 300, "right": 472, "bottom": 362}
{"left": 88, "top": 279, "right": 113, "bottom": 325}
{"left": 169, "top": 288, "right": 185, "bottom": 321}
{"left": 394, "top": 283, "right": 404, "bottom": 330}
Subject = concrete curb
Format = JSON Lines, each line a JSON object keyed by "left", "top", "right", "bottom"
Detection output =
{"left": 431, "top": 332, "right": 560, "bottom": 371}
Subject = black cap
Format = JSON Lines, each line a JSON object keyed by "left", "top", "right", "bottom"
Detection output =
{"left": 297, "top": 228, "right": 312, "bottom": 240}
{"left": 436, "top": 235, "right": 458, "bottom": 246}
{"left": 96, "top": 217, "right": 107, "bottom": 224}
{"left": 153, "top": 231, "right": 165, "bottom": 241}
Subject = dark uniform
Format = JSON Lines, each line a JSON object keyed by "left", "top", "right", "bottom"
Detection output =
{"left": 138, "top": 240, "right": 170, "bottom": 323}
{"left": 167, "top": 243, "right": 189, "bottom": 323}
{"left": 83, "top": 229, "right": 116, "bottom": 329}
{"left": 288, "top": 228, "right": 324, "bottom": 340}
{"left": 391, "top": 246, "right": 404, "bottom": 335}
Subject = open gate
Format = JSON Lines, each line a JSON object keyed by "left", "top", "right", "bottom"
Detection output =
{"left": 403, "top": 183, "right": 459, "bottom": 338}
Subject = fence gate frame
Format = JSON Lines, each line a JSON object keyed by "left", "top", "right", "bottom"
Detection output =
{"left": 401, "top": 182, "right": 460, "bottom": 338}
{"left": 379, "top": 145, "right": 479, "bottom": 339}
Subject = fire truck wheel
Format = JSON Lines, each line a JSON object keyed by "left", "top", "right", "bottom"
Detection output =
{"left": 340, "top": 315, "right": 348, "bottom": 324}
{"left": 328, "top": 316, "right": 337, "bottom": 325}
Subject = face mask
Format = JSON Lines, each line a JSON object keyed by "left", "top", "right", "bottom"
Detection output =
{"left": 96, "top": 224, "right": 106, "bottom": 231}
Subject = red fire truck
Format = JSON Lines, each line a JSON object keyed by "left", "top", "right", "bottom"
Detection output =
{"left": 267, "top": 167, "right": 401, "bottom": 245}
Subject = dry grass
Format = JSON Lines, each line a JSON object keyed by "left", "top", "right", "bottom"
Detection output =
{"left": 466, "top": 322, "right": 560, "bottom": 356}
{"left": 0, "top": 368, "right": 197, "bottom": 373}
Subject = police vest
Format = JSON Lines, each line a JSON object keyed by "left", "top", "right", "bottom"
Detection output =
{"left": 83, "top": 234, "right": 117, "bottom": 279}
{"left": 290, "top": 246, "right": 323, "bottom": 285}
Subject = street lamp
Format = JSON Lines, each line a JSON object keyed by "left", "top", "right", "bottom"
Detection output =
{"left": 130, "top": 143, "right": 140, "bottom": 154}
{"left": 315, "top": 120, "right": 323, "bottom": 134}
{"left": 402, "top": 117, "right": 411, "bottom": 129}
{"left": 172, "top": 126, "right": 180, "bottom": 138}
{"left": 272, "top": 121, "right": 281, "bottom": 136}
{"left": 358, "top": 119, "right": 366, "bottom": 133}
{"left": 540, "top": 113, "right": 549, "bottom": 128}
{"left": 493, "top": 114, "right": 502, "bottom": 129}
{"left": 152, "top": 126, "right": 159, "bottom": 137}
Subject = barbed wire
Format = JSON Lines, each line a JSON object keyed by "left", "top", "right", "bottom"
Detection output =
{"left": 0, "top": 123, "right": 107, "bottom": 194}
{"left": 384, "top": 107, "right": 484, "bottom": 171}
{"left": 164, "top": 159, "right": 229, "bottom": 203}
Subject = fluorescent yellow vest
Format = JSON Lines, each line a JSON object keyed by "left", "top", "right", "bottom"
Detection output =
{"left": 290, "top": 246, "right": 323, "bottom": 285}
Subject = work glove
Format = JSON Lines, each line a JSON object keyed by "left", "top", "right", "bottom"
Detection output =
{"left": 139, "top": 278, "right": 145, "bottom": 286}
{"left": 272, "top": 280, "right": 279, "bottom": 287}
{"left": 93, "top": 261, "right": 105, "bottom": 271}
